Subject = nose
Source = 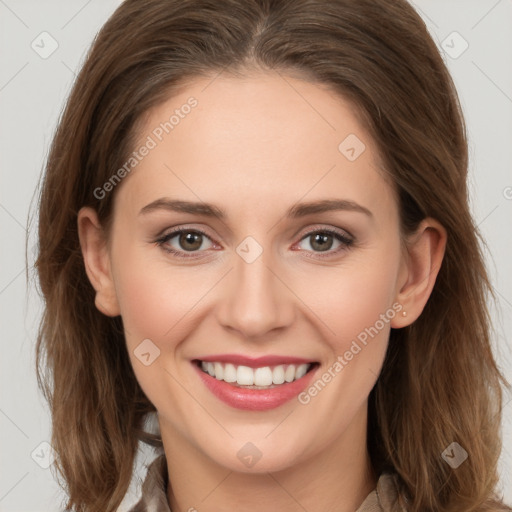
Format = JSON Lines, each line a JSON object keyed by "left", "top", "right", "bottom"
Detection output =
{"left": 216, "top": 247, "right": 296, "bottom": 340}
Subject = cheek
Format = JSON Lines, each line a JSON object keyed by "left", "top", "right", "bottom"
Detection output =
{"left": 113, "top": 258, "right": 199, "bottom": 349}
{"left": 111, "top": 248, "right": 203, "bottom": 412}
{"left": 292, "top": 243, "right": 401, "bottom": 414}
{"left": 334, "top": 267, "right": 397, "bottom": 349}
{"left": 114, "top": 231, "right": 401, "bottom": 348}
{"left": 297, "top": 247, "right": 401, "bottom": 350}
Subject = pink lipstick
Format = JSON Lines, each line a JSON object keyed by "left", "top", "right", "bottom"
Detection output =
{"left": 192, "top": 355, "right": 319, "bottom": 411}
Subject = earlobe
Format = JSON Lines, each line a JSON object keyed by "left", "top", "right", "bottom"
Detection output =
{"left": 77, "top": 207, "right": 120, "bottom": 317}
{"left": 391, "top": 218, "right": 447, "bottom": 328}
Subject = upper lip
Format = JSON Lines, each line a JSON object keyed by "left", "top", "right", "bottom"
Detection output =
{"left": 194, "top": 354, "right": 316, "bottom": 368}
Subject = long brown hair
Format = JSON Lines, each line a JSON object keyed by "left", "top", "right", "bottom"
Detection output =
{"left": 34, "top": 0, "right": 511, "bottom": 510}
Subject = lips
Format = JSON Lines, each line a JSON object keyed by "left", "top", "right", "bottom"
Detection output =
{"left": 197, "top": 360, "right": 312, "bottom": 387}
{"left": 197, "top": 354, "right": 315, "bottom": 368}
{"left": 192, "top": 354, "right": 319, "bottom": 411}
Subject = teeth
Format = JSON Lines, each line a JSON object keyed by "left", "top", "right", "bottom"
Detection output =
{"left": 237, "top": 365, "right": 254, "bottom": 385}
{"left": 272, "top": 365, "right": 285, "bottom": 385}
{"left": 254, "top": 367, "right": 273, "bottom": 386}
{"left": 296, "top": 364, "right": 308, "bottom": 379}
{"left": 284, "top": 365, "right": 296, "bottom": 382}
{"left": 214, "top": 362, "right": 224, "bottom": 381}
{"left": 223, "top": 363, "right": 237, "bottom": 383}
{"left": 199, "top": 361, "right": 312, "bottom": 387}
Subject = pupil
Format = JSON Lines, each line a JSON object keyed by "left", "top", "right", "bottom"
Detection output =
{"left": 177, "top": 232, "right": 334, "bottom": 252}
{"left": 180, "top": 232, "right": 202, "bottom": 251}
{"left": 312, "top": 233, "right": 332, "bottom": 252}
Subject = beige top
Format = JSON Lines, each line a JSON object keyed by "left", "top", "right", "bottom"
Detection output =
{"left": 128, "top": 454, "right": 405, "bottom": 512}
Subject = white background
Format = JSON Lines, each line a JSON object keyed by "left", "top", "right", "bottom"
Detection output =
{"left": 0, "top": 1, "right": 511, "bottom": 510}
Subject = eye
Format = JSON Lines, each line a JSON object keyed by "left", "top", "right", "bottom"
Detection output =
{"left": 155, "top": 228, "right": 215, "bottom": 258}
{"left": 154, "top": 226, "right": 354, "bottom": 260}
{"left": 294, "top": 228, "right": 354, "bottom": 257}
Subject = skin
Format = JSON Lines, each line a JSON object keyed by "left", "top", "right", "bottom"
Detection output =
{"left": 78, "top": 70, "right": 446, "bottom": 512}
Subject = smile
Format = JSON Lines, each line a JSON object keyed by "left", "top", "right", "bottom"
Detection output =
{"left": 192, "top": 356, "right": 319, "bottom": 411}
{"left": 198, "top": 361, "right": 312, "bottom": 388}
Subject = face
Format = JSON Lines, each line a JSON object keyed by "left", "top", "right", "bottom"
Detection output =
{"left": 87, "top": 70, "right": 412, "bottom": 474}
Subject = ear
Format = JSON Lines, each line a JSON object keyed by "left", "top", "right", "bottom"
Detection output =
{"left": 391, "top": 218, "right": 447, "bottom": 328}
{"left": 77, "top": 207, "right": 120, "bottom": 317}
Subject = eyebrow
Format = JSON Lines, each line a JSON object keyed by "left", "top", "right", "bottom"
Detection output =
{"left": 139, "top": 197, "right": 373, "bottom": 219}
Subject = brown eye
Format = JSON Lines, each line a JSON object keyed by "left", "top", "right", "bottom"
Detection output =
{"left": 309, "top": 232, "right": 335, "bottom": 252}
{"left": 296, "top": 228, "right": 354, "bottom": 257}
{"left": 177, "top": 232, "right": 204, "bottom": 251}
{"left": 156, "top": 229, "right": 215, "bottom": 258}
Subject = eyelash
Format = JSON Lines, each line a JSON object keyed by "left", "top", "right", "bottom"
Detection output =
{"left": 154, "top": 226, "right": 354, "bottom": 260}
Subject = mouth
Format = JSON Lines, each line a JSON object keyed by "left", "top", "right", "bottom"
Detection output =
{"left": 194, "top": 360, "right": 318, "bottom": 389}
{"left": 192, "top": 357, "right": 320, "bottom": 411}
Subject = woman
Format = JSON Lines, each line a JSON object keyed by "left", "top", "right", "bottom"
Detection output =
{"left": 35, "top": 0, "right": 511, "bottom": 511}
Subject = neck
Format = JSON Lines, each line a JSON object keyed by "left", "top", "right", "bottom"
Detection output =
{"left": 161, "top": 407, "right": 377, "bottom": 512}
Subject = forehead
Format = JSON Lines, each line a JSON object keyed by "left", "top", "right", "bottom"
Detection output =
{"left": 114, "top": 70, "right": 396, "bottom": 223}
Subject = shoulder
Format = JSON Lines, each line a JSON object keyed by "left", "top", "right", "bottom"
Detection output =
{"left": 127, "top": 453, "right": 170, "bottom": 512}
{"left": 372, "top": 473, "right": 512, "bottom": 512}
{"left": 375, "top": 472, "right": 407, "bottom": 512}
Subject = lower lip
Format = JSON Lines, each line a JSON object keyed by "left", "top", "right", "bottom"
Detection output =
{"left": 193, "top": 362, "right": 318, "bottom": 411}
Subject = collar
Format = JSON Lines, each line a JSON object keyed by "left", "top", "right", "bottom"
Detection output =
{"left": 128, "top": 453, "right": 403, "bottom": 512}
